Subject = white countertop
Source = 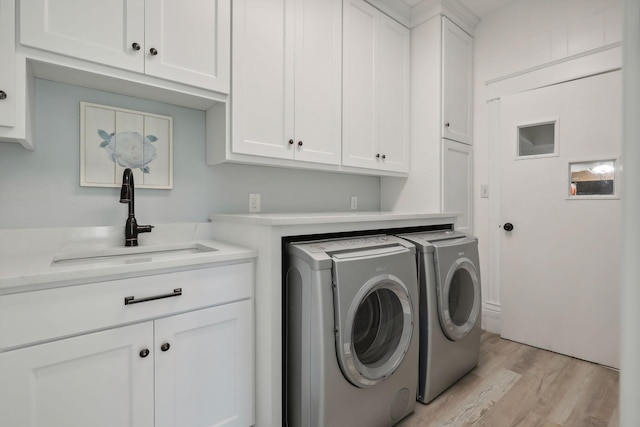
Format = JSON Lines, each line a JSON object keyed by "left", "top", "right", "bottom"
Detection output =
{"left": 209, "top": 211, "right": 459, "bottom": 226}
{"left": 0, "top": 223, "right": 256, "bottom": 293}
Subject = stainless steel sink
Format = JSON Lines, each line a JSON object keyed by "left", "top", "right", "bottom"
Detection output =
{"left": 51, "top": 243, "right": 218, "bottom": 267}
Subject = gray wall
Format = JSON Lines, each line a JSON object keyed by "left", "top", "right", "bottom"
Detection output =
{"left": 0, "top": 79, "right": 381, "bottom": 229}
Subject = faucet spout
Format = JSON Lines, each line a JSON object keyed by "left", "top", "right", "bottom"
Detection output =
{"left": 119, "top": 168, "right": 154, "bottom": 246}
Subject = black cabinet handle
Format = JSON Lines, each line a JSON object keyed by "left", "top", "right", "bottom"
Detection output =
{"left": 297, "top": 141, "right": 303, "bottom": 147}
{"left": 376, "top": 153, "right": 380, "bottom": 159}
{"left": 503, "top": 222, "right": 514, "bottom": 232}
{"left": 149, "top": 47, "right": 158, "bottom": 56}
{"left": 131, "top": 42, "right": 141, "bottom": 51}
{"left": 288, "top": 139, "right": 294, "bottom": 145}
{"left": 381, "top": 154, "right": 386, "bottom": 160}
{"left": 161, "top": 343, "right": 171, "bottom": 352}
{"left": 0, "top": 91, "right": 6, "bottom": 100}
{"left": 124, "top": 288, "right": 182, "bottom": 305}
{"left": 445, "top": 122, "right": 450, "bottom": 127}
{"left": 139, "top": 348, "right": 150, "bottom": 358}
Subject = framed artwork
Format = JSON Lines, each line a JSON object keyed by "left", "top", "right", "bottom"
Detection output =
{"left": 80, "top": 102, "right": 173, "bottom": 189}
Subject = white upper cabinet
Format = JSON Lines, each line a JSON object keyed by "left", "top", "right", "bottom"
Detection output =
{"left": 231, "top": 0, "right": 342, "bottom": 165}
{"left": 0, "top": 0, "right": 15, "bottom": 128}
{"left": 442, "top": 16, "right": 473, "bottom": 144}
{"left": 342, "top": 0, "right": 410, "bottom": 173}
{"left": 19, "top": 0, "right": 230, "bottom": 93}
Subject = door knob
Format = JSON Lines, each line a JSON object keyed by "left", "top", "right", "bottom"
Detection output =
{"left": 503, "top": 222, "right": 514, "bottom": 232}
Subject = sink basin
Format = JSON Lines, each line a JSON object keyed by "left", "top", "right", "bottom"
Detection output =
{"left": 51, "top": 243, "right": 218, "bottom": 267}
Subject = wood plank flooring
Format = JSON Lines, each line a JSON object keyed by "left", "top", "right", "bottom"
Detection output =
{"left": 397, "top": 332, "right": 619, "bottom": 427}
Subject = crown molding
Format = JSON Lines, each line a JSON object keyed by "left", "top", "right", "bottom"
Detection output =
{"left": 410, "top": 0, "right": 479, "bottom": 33}
{"left": 365, "top": 0, "right": 412, "bottom": 27}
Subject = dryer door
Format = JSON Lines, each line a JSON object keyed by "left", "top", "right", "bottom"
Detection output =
{"left": 333, "top": 247, "right": 417, "bottom": 388}
{"left": 438, "top": 257, "right": 481, "bottom": 340}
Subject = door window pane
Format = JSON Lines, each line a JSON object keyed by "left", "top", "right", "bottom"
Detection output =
{"left": 518, "top": 122, "right": 556, "bottom": 157}
{"left": 569, "top": 160, "right": 616, "bottom": 197}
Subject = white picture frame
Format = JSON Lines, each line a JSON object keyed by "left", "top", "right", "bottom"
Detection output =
{"left": 80, "top": 102, "right": 173, "bottom": 189}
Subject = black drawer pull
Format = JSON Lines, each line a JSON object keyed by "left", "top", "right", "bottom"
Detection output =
{"left": 124, "top": 288, "right": 182, "bottom": 305}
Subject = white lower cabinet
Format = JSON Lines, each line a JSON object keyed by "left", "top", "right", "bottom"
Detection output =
{"left": 0, "top": 265, "right": 254, "bottom": 427}
{"left": 155, "top": 301, "right": 253, "bottom": 427}
{"left": 0, "top": 322, "right": 155, "bottom": 427}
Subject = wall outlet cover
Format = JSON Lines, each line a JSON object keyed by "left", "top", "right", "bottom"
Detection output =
{"left": 249, "top": 193, "right": 261, "bottom": 213}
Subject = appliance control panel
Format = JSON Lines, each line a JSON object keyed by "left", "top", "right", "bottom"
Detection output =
{"left": 298, "top": 235, "right": 401, "bottom": 254}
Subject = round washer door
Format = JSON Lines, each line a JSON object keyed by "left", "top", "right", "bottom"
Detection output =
{"left": 338, "top": 274, "right": 414, "bottom": 388}
{"left": 438, "top": 258, "right": 481, "bottom": 341}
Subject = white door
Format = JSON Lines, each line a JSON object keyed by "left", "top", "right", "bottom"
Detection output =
{"left": 154, "top": 301, "right": 253, "bottom": 427}
{"left": 145, "top": 0, "right": 230, "bottom": 92}
{"left": 499, "top": 71, "right": 621, "bottom": 368}
{"left": 0, "top": 322, "right": 154, "bottom": 427}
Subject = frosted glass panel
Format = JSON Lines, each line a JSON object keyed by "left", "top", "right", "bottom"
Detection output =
{"left": 518, "top": 122, "right": 555, "bottom": 156}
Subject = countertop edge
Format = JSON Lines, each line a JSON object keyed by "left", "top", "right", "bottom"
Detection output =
{"left": 208, "top": 212, "right": 460, "bottom": 226}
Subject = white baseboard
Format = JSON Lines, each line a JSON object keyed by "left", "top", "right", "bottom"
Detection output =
{"left": 482, "top": 302, "right": 501, "bottom": 334}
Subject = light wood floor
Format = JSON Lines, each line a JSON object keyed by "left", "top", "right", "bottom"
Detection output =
{"left": 397, "top": 332, "right": 619, "bottom": 427}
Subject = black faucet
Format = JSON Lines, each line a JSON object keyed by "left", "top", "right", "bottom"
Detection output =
{"left": 119, "top": 168, "right": 154, "bottom": 246}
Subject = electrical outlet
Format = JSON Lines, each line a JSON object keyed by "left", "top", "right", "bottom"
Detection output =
{"left": 481, "top": 185, "right": 489, "bottom": 198}
{"left": 350, "top": 196, "right": 358, "bottom": 210}
{"left": 249, "top": 193, "right": 261, "bottom": 213}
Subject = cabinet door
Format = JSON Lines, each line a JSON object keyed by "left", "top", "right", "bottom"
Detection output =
{"left": 155, "top": 300, "right": 253, "bottom": 427}
{"left": 0, "top": 0, "right": 15, "bottom": 127}
{"left": 145, "top": 0, "right": 230, "bottom": 93}
{"left": 20, "top": 0, "right": 145, "bottom": 72}
{"left": 442, "top": 17, "right": 473, "bottom": 144}
{"left": 342, "top": 0, "right": 379, "bottom": 170}
{"left": 442, "top": 139, "right": 473, "bottom": 233}
{"left": 378, "top": 13, "right": 410, "bottom": 173}
{"left": 0, "top": 323, "right": 154, "bottom": 427}
{"left": 231, "top": 0, "right": 294, "bottom": 160}
{"left": 292, "top": 0, "right": 342, "bottom": 165}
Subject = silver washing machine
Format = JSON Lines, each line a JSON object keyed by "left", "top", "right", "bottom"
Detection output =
{"left": 398, "top": 231, "right": 481, "bottom": 404}
{"left": 285, "top": 235, "right": 419, "bottom": 426}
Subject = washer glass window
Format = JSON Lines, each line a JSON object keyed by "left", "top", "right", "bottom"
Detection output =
{"left": 352, "top": 288, "right": 404, "bottom": 366}
{"left": 439, "top": 259, "right": 480, "bottom": 341}
{"left": 448, "top": 268, "right": 475, "bottom": 327}
{"left": 340, "top": 275, "right": 414, "bottom": 388}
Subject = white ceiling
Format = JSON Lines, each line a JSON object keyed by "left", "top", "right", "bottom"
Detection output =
{"left": 401, "top": 0, "right": 517, "bottom": 18}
